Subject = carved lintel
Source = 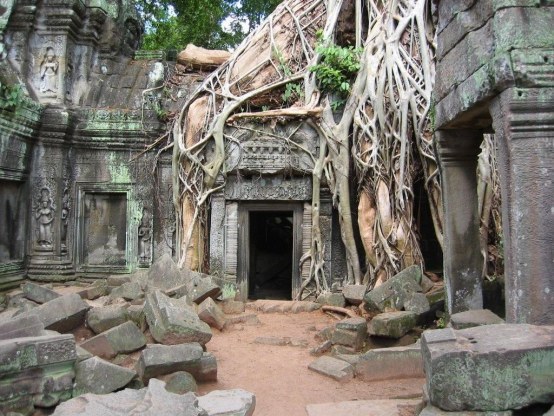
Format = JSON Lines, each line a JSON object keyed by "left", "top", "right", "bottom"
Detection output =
{"left": 224, "top": 176, "right": 312, "bottom": 201}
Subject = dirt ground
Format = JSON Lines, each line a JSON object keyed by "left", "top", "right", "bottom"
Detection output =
{"left": 198, "top": 309, "right": 425, "bottom": 416}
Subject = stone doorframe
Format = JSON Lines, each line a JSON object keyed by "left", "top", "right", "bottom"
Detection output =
{"left": 435, "top": 1, "right": 553, "bottom": 324}
{"left": 237, "top": 201, "right": 303, "bottom": 301}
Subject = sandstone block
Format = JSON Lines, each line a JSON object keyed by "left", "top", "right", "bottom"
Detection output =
{"left": 143, "top": 290, "right": 212, "bottom": 346}
{"left": 220, "top": 299, "right": 245, "bottom": 315}
{"left": 21, "top": 282, "right": 60, "bottom": 304}
{"left": 80, "top": 321, "right": 146, "bottom": 359}
{"left": 306, "top": 398, "right": 424, "bottom": 416}
{"left": 162, "top": 371, "right": 198, "bottom": 394}
{"left": 146, "top": 253, "right": 185, "bottom": 292}
{"left": 189, "top": 352, "right": 218, "bottom": 382}
{"left": 422, "top": 325, "right": 554, "bottom": 411}
{"left": 107, "top": 275, "right": 132, "bottom": 287}
{"left": 308, "top": 356, "right": 354, "bottom": 382}
{"left": 0, "top": 314, "right": 44, "bottom": 340}
{"left": 86, "top": 305, "right": 128, "bottom": 334}
{"left": 135, "top": 343, "right": 204, "bottom": 382}
{"left": 369, "top": 311, "right": 417, "bottom": 339}
{"left": 198, "top": 297, "right": 226, "bottom": 330}
{"left": 74, "top": 356, "right": 135, "bottom": 396}
{"left": 403, "top": 292, "right": 431, "bottom": 314}
{"left": 332, "top": 317, "right": 367, "bottom": 351}
{"left": 24, "top": 293, "right": 89, "bottom": 333}
{"left": 110, "top": 281, "right": 143, "bottom": 301}
{"left": 342, "top": 285, "right": 366, "bottom": 305}
{"left": 316, "top": 292, "right": 346, "bottom": 308}
{"left": 126, "top": 304, "right": 147, "bottom": 331}
{"left": 450, "top": 309, "right": 504, "bottom": 330}
{"left": 364, "top": 265, "right": 423, "bottom": 313}
{"left": 185, "top": 271, "right": 222, "bottom": 304}
{"left": 290, "top": 301, "right": 321, "bottom": 313}
{"left": 198, "top": 389, "right": 256, "bottom": 416}
{"left": 355, "top": 345, "right": 423, "bottom": 381}
{"left": 53, "top": 379, "right": 206, "bottom": 416}
{"left": 78, "top": 281, "right": 109, "bottom": 300}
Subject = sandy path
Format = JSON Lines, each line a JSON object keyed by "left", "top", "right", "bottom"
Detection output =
{"left": 198, "top": 310, "right": 424, "bottom": 416}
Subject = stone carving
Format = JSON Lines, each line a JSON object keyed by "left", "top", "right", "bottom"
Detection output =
{"left": 39, "top": 47, "right": 59, "bottom": 93}
{"left": 35, "top": 188, "right": 55, "bottom": 248}
{"left": 60, "top": 187, "right": 70, "bottom": 251}
{"left": 138, "top": 208, "right": 152, "bottom": 264}
{"left": 225, "top": 176, "right": 312, "bottom": 201}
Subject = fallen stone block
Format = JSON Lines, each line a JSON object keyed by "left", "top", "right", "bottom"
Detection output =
{"left": 161, "top": 371, "right": 198, "bottom": 394}
{"left": 188, "top": 352, "right": 218, "bottom": 382}
{"left": 146, "top": 253, "right": 185, "bottom": 292}
{"left": 0, "top": 314, "right": 44, "bottom": 340}
{"left": 144, "top": 290, "right": 212, "bottom": 346}
{"left": 0, "top": 334, "right": 76, "bottom": 414}
{"left": 220, "top": 299, "right": 245, "bottom": 314}
{"left": 420, "top": 274, "right": 436, "bottom": 293}
{"left": 364, "top": 265, "right": 423, "bottom": 312}
{"left": 317, "top": 292, "right": 346, "bottom": 308}
{"left": 76, "top": 345, "right": 93, "bottom": 362}
{"left": 314, "top": 326, "right": 334, "bottom": 342}
{"left": 185, "top": 271, "right": 222, "bottom": 304}
{"left": 311, "top": 340, "right": 332, "bottom": 356}
{"left": 198, "top": 297, "right": 226, "bottom": 330}
{"left": 77, "top": 281, "right": 109, "bottom": 300}
{"left": 403, "top": 292, "right": 430, "bottom": 314}
{"left": 23, "top": 293, "right": 89, "bottom": 333}
{"left": 254, "top": 336, "right": 291, "bottom": 346}
{"left": 53, "top": 378, "right": 206, "bottom": 416}
{"left": 369, "top": 311, "right": 417, "bottom": 339}
{"left": 110, "top": 281, "right": 144, "bottom": 301}
{"left": 291, "top": 301, "right": 322, "bottom": 313}
{"left": 21, "top": 282, "right": 60, "bottom": 304}
{"left": 342, "top": 285, "right": 366, "bottom": 306}
{"left": 86, "top": 305, "right": 128, "bottom": 334}
{"left": 422, "top": 325, "right": 554, "bottom": 412}
{"left": 449, "top": 309, "right": 504, "bottom": 330}
{"left": 74, "top": 356, "right": 135, "bottom": 396}
{"left": 308, "top": 356, "right": 354, "bottom": 382}
{"left": 223, "top": 313, "right": 260, "bottom": 329}
{"left": 332, "top": 317, "right": 367, "bottom": 351}
{"left": 306, "top": 399, "right": 424, "bottom": 416}
{"left": 135, "top": 343, "right": 204, "bottom": 382}
{"left": 198, "top": 389, "right": 256, "bottom": 416}
{"left": 107, "top": 275, "right": 132, "bottom": 287}
{"left": 126, "top": 304, "right": 147, "bottom": 331}
{"left": 80, "top": 321, "right": 146, "bottom": 359}
{"left": 355, "top": 344, "right": 423, "bottom": 381}
{"left": 418, "top": 404, "right": 512, "bottom": 415}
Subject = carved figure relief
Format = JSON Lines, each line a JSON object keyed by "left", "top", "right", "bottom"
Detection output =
{"left": 35, "top": 188, "right": 54, "bottom": 248}
{"left": 138, "top": 208, "right": 152, "bottom": 263}
{"left": 60, "top": 187, "right": 70, "bottom": 251}
{"left": 39, "top": 47, "right": 59, "bottom": 94}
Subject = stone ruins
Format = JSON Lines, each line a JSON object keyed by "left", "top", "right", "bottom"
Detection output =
{"left": 0, "top": 0, "right": 553, "bottom": 415}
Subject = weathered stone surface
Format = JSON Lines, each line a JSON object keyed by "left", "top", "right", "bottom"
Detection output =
{"left": 78, "top": 281, "right": 109, "bottom": 300}
{"left": 86, "top": 305, "right": 128, "bottom": 334}
{"left": 369, "top": 311, "right": 417, "bottom": 339}
{"left": 419, "top": 404, "right": 512, "bottom": 416}
{"left": 107, "top": 275, "right": 132, "bottom": 287}
{"left": 254, "top": 336, "right": 291, "bottom": 346}
{"left": 74, "top": 356, "right": 135, "bottom": 396}
{"left": 126, "top": 304, "right": 147, "bottom": 332}
{"left": 220, "top": 299, "right": 245, "bottom": 315}
{"left": 316, "top": 292, "right": 346, "bottom": 308}
{"left": 306, "top": 398, "right": 424, "bottom": 416}
{"left": 76, "top": 346, "right": 93, "bottom": 362}
{"left": 135, "top": 343, "right": 204, "bottom": 382}
{"left": 450, "top": 309, "right": 504, "bottom": 330}
{"left": 420, "top": 274, "right": 435, "bottom": 293}
{"left": 248, "top": 300, "right": 321, "bottom": 313}
{"left": 146, "top": 254, "right": 185, "bottom": 292}
{"left": 53, "top": 379, "right": 207, "bottom": 416}
{"left": 143, "top": 290, "right": 212, "bottom": 346}
{"left": 332, "top": 317, "right": 367, "bottom": 351}
{"left": 422, "top": 325, "right": 554, "bottom": 411}
{"left": 0, "top": 314, "right": 44, "bottom": 340}
{"left": 311, "top": 340, "right": 332, "bottom": 356}
{"left": 21, "top": 282, "right": 60, "bottom": 304}
{"left": 355, "top": 345, "right": 423, "bottom": 381}
{"left": 110, "top": 281, "right": 144, "bottom": 301}
{"left": 197, "top": 389, "right": 256, "bottom": 416}
{"left": 403, "top": 292, "right": 431, "bottom": 314}
{"left": 223, "top": 313, "right": 261, "bottom": 329}
{"left": 198, "top": 297, "right": 226, "bottom": 330}
{"left": 23, "top": 293, "right": 89, "bottom": 333}
{"left": 162, "top": 371, "right": 198, "bottom": 394}
{"left": 364, "top": 266, "right": 423, "bottom": 313}
{"left": 190, "top": 352, "right": 218, "bottom": 382}
{"left": 342, "top": 285, "right": 366, "bottom": 306}
{"left": 80, "top": 321, "right": 146, "bottom": 359}
{"left": 185, "top": 271, "right": 222, "bottom": 304}
{"left": 308, "top": 356, "right": 354, "bottom": 382}
{"left": 290, "top": 301, "right": 322, "bottom": 313}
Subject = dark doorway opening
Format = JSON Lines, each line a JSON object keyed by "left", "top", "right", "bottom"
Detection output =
{"left": 248, "top": 211, "right": 293, "bottom": 300}
{"left": 414, "top": 179, "right": 443, "bottom": 272}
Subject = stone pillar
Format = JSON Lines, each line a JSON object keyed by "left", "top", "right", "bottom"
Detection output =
{"left": 436, "top": 129, "right": 484, "bottom": 315}
{"left": 490, "top": 88, "right": 554, "bottom": 325}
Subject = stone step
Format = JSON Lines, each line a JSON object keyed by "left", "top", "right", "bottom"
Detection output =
{"left": 306, "top": 398, "right": 423, "bottom": 416}
{"left": 246, "top": 299, "right": 321, "bottom": 313}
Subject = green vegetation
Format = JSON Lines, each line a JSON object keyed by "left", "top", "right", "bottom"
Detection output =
{"left": 0, "top": 81, "right": 24, "bottom": 110}
{"left": 310, "top": 34, "right": 363, "bottom": 109}
{"left": 137, "top": 0, "right": 281, "bottom": 51}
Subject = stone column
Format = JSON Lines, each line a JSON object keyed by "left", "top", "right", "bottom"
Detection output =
{"left": 490, "top": 88, "right": 554, "bottom": 325}
{"left": 436, "top": 129, "right": 484, "bottom": 315}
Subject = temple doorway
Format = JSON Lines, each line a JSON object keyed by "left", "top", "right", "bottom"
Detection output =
{"left": 238, "top": 202, "right": 302, "bottom": 300}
